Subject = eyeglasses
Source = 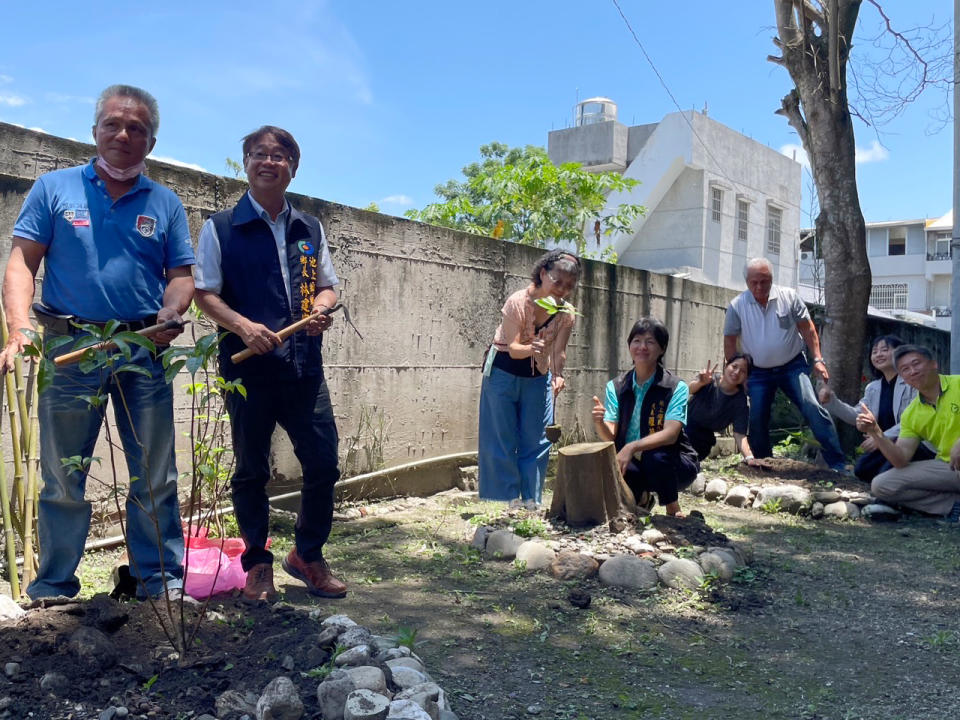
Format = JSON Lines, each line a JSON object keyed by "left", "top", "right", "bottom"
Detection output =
{"left": 246, "top": 151, "right": 290, "bottom": 164}
{"left": 547, "top": 273, "right": 577, "bottom": 292}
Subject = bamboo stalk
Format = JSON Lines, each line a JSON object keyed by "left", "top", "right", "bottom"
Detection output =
{"left": 0, "top": 303, "right": 26, "bottom": 518}
{"left": 19, "top": 337, "right": 42, "bottom": 589}
{"left": 0, "top": 380, "right": 21, "bottom": 598}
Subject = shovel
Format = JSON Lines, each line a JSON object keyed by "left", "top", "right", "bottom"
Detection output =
{"left": 230, "top": 303, "right": 363, "bottom": 364}
{"left": 545, "top": 385, "right": 562, "bottom": 443}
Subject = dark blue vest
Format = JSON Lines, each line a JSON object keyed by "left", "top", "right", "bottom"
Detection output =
{"left": 211, "top": 193, "right": 326, "bottom": 385}
{"left": 612, "top": 366, "right": 698, "bottom": 461}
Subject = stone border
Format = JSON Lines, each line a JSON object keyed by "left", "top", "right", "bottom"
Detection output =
{"left": 470, "top": 524, "right": 751, "bottom": 593}
{"left": 687, "top": 473, "right": 901, "bottom": 521}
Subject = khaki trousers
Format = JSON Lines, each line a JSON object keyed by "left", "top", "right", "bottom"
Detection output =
{"left": 871, "top": 459, "right": 960, "bottom": 516}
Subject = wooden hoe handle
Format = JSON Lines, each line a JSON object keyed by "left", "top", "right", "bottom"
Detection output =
{"left": 230, "top": 304, "right": 342, "bottom": 365}
{"left": 54, "top": 320, "right": 184, "bottom": 367}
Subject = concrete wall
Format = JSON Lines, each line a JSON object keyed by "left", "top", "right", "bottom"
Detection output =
{"left": 0, "top": 122, "right": 733, "bottom": 512}
{"left": 0, "top": 121, "right": 951, "bottom": 520}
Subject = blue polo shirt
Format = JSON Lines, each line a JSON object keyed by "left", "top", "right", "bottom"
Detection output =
{"left": 13, "top": 159, "right": 195, "bottom": 321}
{"left": 603, "top": 371, "right": 689, "bottom": 443}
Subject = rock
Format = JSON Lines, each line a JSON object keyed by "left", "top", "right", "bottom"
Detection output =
{"left": 639, "top": 528, "right": 667, "bottom": 545}
{"left": 340, "top": 627, "right": 375, "bottom": 649}
{"left": 40, "top": 671, "right": 71, "bottom": 696}
{"left": 848, "top": 495, "right": 874, "bottom": 507}
{"left": 469, "top": 527, "right": 490, "bottom": 551}
{"left": 344, "top": 688, "right": 391, "bottom": 720}
{"left": 376, "top": 647, "right": 412, "bottom": 662}
{"left": 687, "top": 472, "right": 706, "bottom": 496}
{"left": 527, "top": 704, "right": 543, "bottom": 715}
{"left": 752, "top": 485, "right": 812, "bottom": 514}
{"left": 256, "top": 676, "right": 303, "bottom": 720}
{"left": 335, "top": 645, "right": 372, "bottom": 666}
{"left": 515, "top": 541, "right": 556, "bottom": 571}
{"left": 810, "top": 502, "right": 825, "bottom": 519}
{"left": 698, "top": 550, "right": 738, "bottom": 581}
{"left": 704, "top": 478, "right": 728, "bottom": 501}
{"left": 281, "top": 655, "right": 296, "bottom": 671}
{"left": 3, "top": 662, "right": 19, "bottom": 679}
{"left": 68, "top": 626, "right": 117, "bottom": 670}
{"left": 623, "top": 536, "right": 657, "bottom": 554}
{"left": 484, "top": 529, "right": 524, "bottom": 560}
{"left": 99, "top": 708, "right": 118, "bottom": 720}
{"left": 390, "top": 666, "right": 429, "bottom": 690}
{"left": 812, "top": 490, "right": 841, "bottom": 503}
{"left": 387, "top": 699, "right": 433, "bottom": 719}
{"left": 0, "top": 595, "right": 25, "bottom": 622}
{"left": 317, "top": 626, "right": 342, "bottom": 647}
{"left": 657, "top": 558, "right": 705, "bottom": 590}
{"left": 386, "top": 657, "right": 426, "bottom": 674}
{"left": 196, "top": 716, "right": 217, "bottom": 720}
{"left": 861, "top": 503, "right": 901, "bottom": 521}
{"left": 455, "top": 465, "right": 479, "bottom": 492}
{"left": 438, "top": 712, "right": 459, "bottom": 720}
{"left": 597, "top": 555, "right": 658, "bottom": 591}
{"left": 370, "top": 635, "right": 398, "bottom": 653}
{"left": 549, "top": 551, "right": 599, "bottom": 580}
{"left": 344, "top": 666, "right": 389, "bottom": 696}
{"left": 724, "top": 485, "right": 752, "bottom": 507}
{"left": 318, "top": 677, "right": 357, "bottom": 720}
{"left": 322, "top": 614, "right": 358, "bottom": 629}
{"left": 823, "top": 501, "right": 860, "bottom": 520}
{"left": 395, "top": 682, "right": 444, "bottom": 709}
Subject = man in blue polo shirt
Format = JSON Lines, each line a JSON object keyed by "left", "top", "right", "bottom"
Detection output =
{"left": 194, "top": 126, "right": 346, "bottom": 603}
{"left": 0, "top": 84, "right": 195, "bottom": 600}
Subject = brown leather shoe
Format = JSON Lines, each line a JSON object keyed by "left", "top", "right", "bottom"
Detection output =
{"left": 281, "top": 549, "right": 347, "bottom": 598}
{"left": 242, "top": 563, "right": 277, "bottom": 603}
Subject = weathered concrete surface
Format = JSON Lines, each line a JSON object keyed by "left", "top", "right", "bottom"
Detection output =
{"left": 0, "top": 122, "right": 950, "bottom": 527}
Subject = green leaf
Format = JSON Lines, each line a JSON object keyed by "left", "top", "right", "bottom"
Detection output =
{"left": 165, "top": 359, "right": 186, "bottom": 384}
{"left": 115, "top": 363, "right": 154, "bottom": 378}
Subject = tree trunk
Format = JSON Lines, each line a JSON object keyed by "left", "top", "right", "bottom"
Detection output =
{"left": 548, "top": 441, "right": 638, "bottom": 526}
{"left": 772, "top": 0, "right": 870, "bottom": 403}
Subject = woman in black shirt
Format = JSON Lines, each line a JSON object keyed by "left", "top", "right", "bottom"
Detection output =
{"left": 686, "top": 354, "right": 758, "bottom": 465}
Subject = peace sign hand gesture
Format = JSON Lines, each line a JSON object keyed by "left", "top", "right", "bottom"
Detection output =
{"left": 696, "top": 360, "right": 717, "bottom": 386}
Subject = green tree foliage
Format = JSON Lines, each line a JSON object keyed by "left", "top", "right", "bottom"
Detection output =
{"left": 406, "top": 142, "right": 644, "bottom": 260}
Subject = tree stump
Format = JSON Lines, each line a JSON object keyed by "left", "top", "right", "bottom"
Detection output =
{"left": 548, "top": 441, "right": 638, "bottom": 527}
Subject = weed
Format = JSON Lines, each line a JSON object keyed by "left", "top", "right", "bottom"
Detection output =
{"left": 697, "top": 570, "right": 721, "bottom": 593}
{"left": 393, "top": 625, "right": 423, "bottom": 650}
{"left": 760, "top": 497, "right": 783, "bottom": 515}
{"left": 512, "top": 515, "right": 547, "bottom": 538}
{"left": 924, "top": 630, "right": 958, "bottom": 650}
{"left": 794, "top": 589, "right": 808, "bottom": 606}
{"left": 142, "top": 674, "right": 159, "bottom": 692}
{"left": 511, "top": 558, "right": 528, "bottom": 577}
{"left": 732, "top": 566, "right": 759, "bottom": 585}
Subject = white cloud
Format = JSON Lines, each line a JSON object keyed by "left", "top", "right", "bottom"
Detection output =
{"left": 148, "top": 154, "right": 208, "bottom": 173}
{"left": 855, "top": 140, "right": 889, "bottom": 164}
{"left": 0, "top": 94, "right": 28, "bottom": 107}
{"left": 381, "top": 194, "right": 413, "bottom": 206}
{"left": 0, "top": 74, "right": 12, "bottom": 85}
{"left": 45, "top": 92, "right": 94, "bottom": 105}
{"left": 780, "top": 143, "right": 809, "bottom": 170}
{"left": 782, "top": 140, "right": 889, "bottom": 170}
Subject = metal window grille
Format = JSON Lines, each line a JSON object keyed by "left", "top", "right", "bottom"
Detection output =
{"left": 869, "top": 283, "right": 908, "bottom": 310}
{"left": 711, "top": 187, "right": 722, "bottom": 223}
{"left": 736, "top": 200, "right": 749, "bottom": 242}
{"left": 766, "top": 206, "right": 782, "bottom": 254}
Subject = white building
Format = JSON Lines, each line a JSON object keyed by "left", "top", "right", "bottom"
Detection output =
{"left": 548, "top": 98, "right": 802, "bottom": 291}
{"left": 798, "top": 210, "right": 952, "bottom": 330}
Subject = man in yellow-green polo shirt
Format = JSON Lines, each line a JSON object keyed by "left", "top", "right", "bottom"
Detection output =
{"left": 856, "top": 344, "right": 960, "bottom": 521}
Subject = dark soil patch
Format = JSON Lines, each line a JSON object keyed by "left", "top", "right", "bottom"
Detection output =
{"left": 734, "top": 456, "right": 866, "bottom": 492}
{"left": 0, "top": 593, "right": 340, "bottom": 719}
{"left": 651, "top": 511, "right": 732, "bottom": 548}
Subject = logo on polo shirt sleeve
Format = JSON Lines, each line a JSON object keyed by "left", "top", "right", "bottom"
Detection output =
{"left": 136, "top": 215, "right": 157, "bottom": 238}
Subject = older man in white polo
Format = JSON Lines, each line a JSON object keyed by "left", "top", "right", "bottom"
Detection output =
{"left": 723, "top": 257, "right": 845, "bottom": 470}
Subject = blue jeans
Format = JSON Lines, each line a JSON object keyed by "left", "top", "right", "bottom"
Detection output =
{"left": 746, "top": 354, "right": 845, "bottom": 469}
{"left": 28, "top": 342, "right": 184, "bottom": 599}
{"left": 477, "top": 367, "right": 552, "bottom": 503}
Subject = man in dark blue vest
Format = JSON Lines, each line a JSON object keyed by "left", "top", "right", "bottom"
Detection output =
{"left": 194, "top": 126, "right": 345, "bottom": 602}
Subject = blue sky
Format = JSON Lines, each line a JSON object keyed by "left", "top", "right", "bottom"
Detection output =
{"left": 0, "top": 1, "right": 952, "bottom": 224}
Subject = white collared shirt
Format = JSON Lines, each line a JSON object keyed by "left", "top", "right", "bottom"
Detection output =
{"left": 723, "top": 284, "right": 809, "bottom": 368}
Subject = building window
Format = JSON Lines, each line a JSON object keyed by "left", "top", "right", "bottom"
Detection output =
{"left": 888, "top": 228, "right": 906, "bottom": 256}
{"left": 736, "top": 200, "right": 749, "bottom": 243}
{"left": 870, "top": 283, "right": 908, "bottom": 311}
{"left": 766, "top": 205, "right": 782, "bottom": 254}
{"left": 711, "top": 187, "right": 722, "bottom": 223}
{"left": 935, "top": 232, "right": 951, "bottom": 259}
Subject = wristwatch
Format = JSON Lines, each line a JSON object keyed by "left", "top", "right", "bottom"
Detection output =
{"left": 813, "top": 357, "right": 824, "bottom": 364}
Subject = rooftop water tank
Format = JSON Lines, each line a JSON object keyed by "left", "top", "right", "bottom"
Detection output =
{"left": 575, "top": 97, "right": 617, "bottom": 126}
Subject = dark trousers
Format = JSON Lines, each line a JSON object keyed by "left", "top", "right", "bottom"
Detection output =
{"left": 623, "top": 447, "right": 699, "bottom": 506}
{"left": 686, "top": 424, "right": 717, "bottom": 461}
{"left": 225, "top": 375, "right": 340, "bottom": 571}
{"left": 854, "top": 443, "right": 936, "bottom": 484}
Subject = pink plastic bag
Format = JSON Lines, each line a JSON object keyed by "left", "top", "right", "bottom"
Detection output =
{"left": 182, "top": 528, "right": 270, "bottom": 600}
